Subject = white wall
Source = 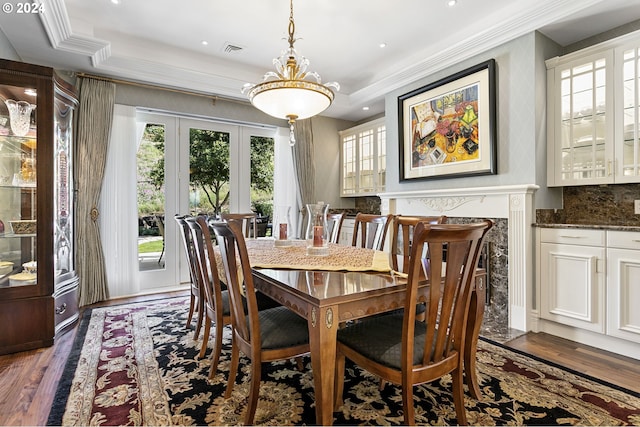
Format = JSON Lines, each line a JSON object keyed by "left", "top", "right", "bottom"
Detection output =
{"left": 0, "top": 27, "right": 19, "bottom": 61}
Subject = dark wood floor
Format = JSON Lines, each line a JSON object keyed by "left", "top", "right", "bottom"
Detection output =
{"left": 1, "top": 291, "right": 639, "bottom": 426}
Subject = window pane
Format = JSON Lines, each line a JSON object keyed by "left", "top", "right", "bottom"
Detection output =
{"left": 188, "top": 128, "right": 230, "bottom": 216}
{"left": 250, "top": 135, "right": 274, "bottom": 237}
{"left": 137, "top": 123, "right": 166, "bottom": 271}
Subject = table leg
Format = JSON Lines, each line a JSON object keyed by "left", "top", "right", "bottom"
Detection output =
{"left": 308, "top": 304, "right": 339, "bottom": 426}
{"left": 464, "top": 274, "right": 486, "bottom": 399}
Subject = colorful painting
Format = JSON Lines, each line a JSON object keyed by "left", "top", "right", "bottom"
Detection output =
{"left": 399, "top": 60, "right": 496, "bottom": 181}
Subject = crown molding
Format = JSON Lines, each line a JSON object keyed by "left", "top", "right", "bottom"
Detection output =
{"left": 348, "top": 0, "right": 605, "bottom": 106}
{"left": 39, "top": 0, "right": 110, "bottom": 66}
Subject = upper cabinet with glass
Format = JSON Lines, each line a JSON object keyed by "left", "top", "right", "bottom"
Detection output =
{"left": 546, "top": 30, "right": 640, "bottom": 186}
{"left": 340, "top": 118, "right": 386, "bottom": 196}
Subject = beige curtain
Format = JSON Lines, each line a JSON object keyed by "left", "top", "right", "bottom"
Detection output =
{"left": 75, "top": 78, "right": 116, "bottom": 306}
{"left": 291, "top": 119, "right": 316, "bottom": 238}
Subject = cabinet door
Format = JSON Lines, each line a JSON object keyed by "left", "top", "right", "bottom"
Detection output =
{"left": 539, "top": 242, "right": 605, "bottom": 333}
{"left": 339, "top": 218, "right": 355, "bottom": 246}
{"left": 615, "top": 43, "right": 640, "bottom": 182}
{"left": 548, "top": 51, "right": 614, "bottom": 186}
{"left": 607, "top": 247, "right": 640, "bottom": 343}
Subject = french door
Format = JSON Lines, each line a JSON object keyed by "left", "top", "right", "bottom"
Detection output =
{"left": 136, "top": 112, "right": 282, "bottom": 291}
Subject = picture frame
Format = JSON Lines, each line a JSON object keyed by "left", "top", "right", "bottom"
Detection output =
{"left": 398, "top": 59, "right": 497, "bottom": 181}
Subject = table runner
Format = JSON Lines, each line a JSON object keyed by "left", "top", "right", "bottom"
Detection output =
{"left": 213, "top": 239, "right": 390, "bottom": 282}
{"left": 247, "top": 239, "right": 390, "bottom": 271}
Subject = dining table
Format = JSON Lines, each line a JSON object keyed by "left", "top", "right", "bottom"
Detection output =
{"left": 218, "top": 238, "right": 487, "bottom": 426}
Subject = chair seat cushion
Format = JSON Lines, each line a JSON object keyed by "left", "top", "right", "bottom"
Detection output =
{"left": 337, "top": 314, "right": 426, "bottom": 369}
{"left": 254, "top": 306, "right": 309, "bottom": 350}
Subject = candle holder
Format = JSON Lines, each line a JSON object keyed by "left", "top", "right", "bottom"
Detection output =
{"left": 273, "top": 205, "right": 293, "bottom": 247}
{"left": 305, "top": 202, "right": 329, "bottom": 256}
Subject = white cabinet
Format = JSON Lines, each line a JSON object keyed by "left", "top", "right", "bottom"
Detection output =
{"left": 340, "top": 118, "right": 386, "bottom": 196}
{"left": 536, "top": 226, "right": 640, "bottom": 358}
{"left": 546, "top": 30, "right": 640, "bottom": 186}
{"left": 538, "top": 228, "right": 606, "bottom": 333}
{"left": 338, "top": 217, "right": 355, "bottom": 246}
{"left": 606, "top": 231, "right": 640, "bottom": 344}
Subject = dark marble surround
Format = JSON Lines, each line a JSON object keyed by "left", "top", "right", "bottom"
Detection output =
{"left": 335, "top": 196, "right": 515, "bottom": 343}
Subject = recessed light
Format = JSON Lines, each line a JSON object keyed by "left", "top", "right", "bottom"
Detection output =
{"left": 362, "top": 106, "right": 370, "bottom": 111}
{"left": 379, "top": 43, "right": 387, "bottom": 48}
{"left": 110, "top": 0, "right": 120, "bottom": 5}
{"left": 201, "top": 40, "right": 209, "bottom": 46}
{"left": 447, "top": 0, "right": 457, "bottom": 6}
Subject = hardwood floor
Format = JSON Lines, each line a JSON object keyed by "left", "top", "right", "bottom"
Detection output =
{"left": 1, "top": 291, "right": 638, "bottom": 426}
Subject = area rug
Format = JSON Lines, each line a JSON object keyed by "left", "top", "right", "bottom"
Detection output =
{"left": 48, "top": 297, "right": 640, "bottom": 426}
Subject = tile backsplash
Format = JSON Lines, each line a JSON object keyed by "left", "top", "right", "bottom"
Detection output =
{"left": 537, "top": 184, "right": 640, "bottom": 226}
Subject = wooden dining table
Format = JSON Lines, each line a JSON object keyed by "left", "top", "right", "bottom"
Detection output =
{"left": 219, "top": 239, "right": 486, "bottom": 426}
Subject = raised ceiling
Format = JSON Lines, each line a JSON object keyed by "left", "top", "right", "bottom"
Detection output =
{"left": 1, "top": 0, "right": 639, "bottom": 121}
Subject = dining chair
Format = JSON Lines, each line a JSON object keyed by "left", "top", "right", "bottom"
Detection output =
{"left": 334, "top": 220, "right": 493, "bottom": 425}
{"left": 185, "top": 216, "right": 233, "bottom": 378}
{"left": 327, "top": 212, "right": 345, "bottom": 244}
{"left": 351, "top": 213, "right": 393, "bottom": 250}
{"left": 175, "top": 214, "right": 204, "bottom": 339}
{"left": 210, "top": 220, "right": 310, "bottom": 425}
{"left": 155, "top": 214, "right": 166, "bottom": 265}
{"left": 220, "top": 212, "right": 258, "bottom": 239}
{"left": 390, "top": 215, "right": 447, "bottom": 274}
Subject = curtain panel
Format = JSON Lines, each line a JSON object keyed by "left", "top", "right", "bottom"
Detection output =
{"left": 292, "top": 119, "right": 315, "bottom": 238}
{"left": 75, "top": 77, "right": 116, "bottom": 306}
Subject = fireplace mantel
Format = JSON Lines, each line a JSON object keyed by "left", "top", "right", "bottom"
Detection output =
{"left": 379, "top": 184, "right": 539, "bottom": 331}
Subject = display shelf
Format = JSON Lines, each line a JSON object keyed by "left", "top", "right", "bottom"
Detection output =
{"left": 0, "top": 58, "right": 78, "bottom": 355}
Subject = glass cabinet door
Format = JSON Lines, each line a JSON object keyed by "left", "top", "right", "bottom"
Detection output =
{"left": 557, "top": 53, "right": 613, "bottom": 184}
{"left": 617, "top": 45, "right": 640, "bottom": 181}
{"left": 54, "top": 90, "right": 75, "bottom": 281}
{"left": 0, "top": 83, "right": 38, "bottom": 287}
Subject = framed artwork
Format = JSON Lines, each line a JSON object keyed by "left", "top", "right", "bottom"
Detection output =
{"left": 399, "top": 59, "right": 497, "bottom": 181}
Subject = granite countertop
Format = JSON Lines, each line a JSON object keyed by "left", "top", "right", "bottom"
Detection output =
{"left": 534, "top": 223, "right": 640, "bottom": 232}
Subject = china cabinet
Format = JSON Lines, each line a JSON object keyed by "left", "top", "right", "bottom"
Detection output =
{"left": 546, "top": 29, "right": 640, "bottom": 186}
{"left": 0, "top": 59, "right": 78, "bottom": 355}
{"left": 340, "top": 117, "right": 386, "bottom": 196}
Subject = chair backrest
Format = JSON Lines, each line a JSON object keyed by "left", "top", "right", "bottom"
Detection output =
{"left": 351, "top": 213, "right": 393, "bottom": 250}
{"left": 404, "top": 220, "right": 492, "bottom": 369}
{"left": 327, "top": 212, "right": 345, "bottom": 244}
{"left": 210, "top": 220, "right": 259, "bottom": 346}
{"left": 220, "top": 212, "right": 257, "bottom": 239}
{"left": 390, "top": 215, "right": 447, "bottom": 273}
{"left": 175, "top": 215, "right": 198, "bottom": 286}
{"left": 185, "top": 216, "right": 226, "bottom": 316}
{"left": 155, "top": 214, "right": 165, "bottom": 237}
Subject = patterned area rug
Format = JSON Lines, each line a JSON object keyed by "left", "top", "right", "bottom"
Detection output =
{"left": 48, "top": 297, "right": 640, "bottom": 426}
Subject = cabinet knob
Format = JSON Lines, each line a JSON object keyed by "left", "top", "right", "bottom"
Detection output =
{"left": 56, "top": 303, "right": 67, "bottom": 315}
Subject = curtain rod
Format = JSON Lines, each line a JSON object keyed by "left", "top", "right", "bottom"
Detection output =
{"left": 75, "top": 72, "right": 249, "bottom": 106}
